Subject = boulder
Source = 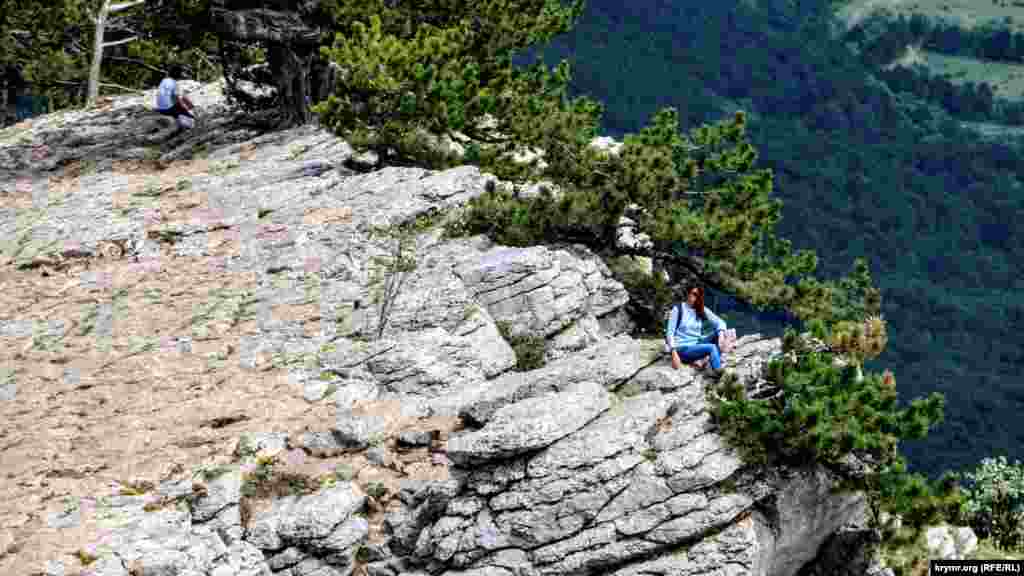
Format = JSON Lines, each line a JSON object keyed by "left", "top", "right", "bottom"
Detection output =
{"left": 333, "top": 411, "right": 389, "bottom": 450}
{"left": 191, "top": 469, "right": 243, "bottom": 523}
{"left": 449, "top": 334, "right": 656, "bottom": 426}
{"left": 446, "top": 381, "right": 611, "bottom": 465}
{"left": 925, "top": 524, "right": 978, "bottom": 560}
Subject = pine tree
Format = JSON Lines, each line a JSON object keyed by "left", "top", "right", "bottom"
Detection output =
{"left": 314, "top": 0, "right": 587, "bottom": 166}
{"left": 312, "top": 2, "right": 887, "bottom": 327}
{"left": 1, "top": 0, "right": 217, "bottom": 110}
{"left": 1, "top": 0, "right": 98, "bottom": 108}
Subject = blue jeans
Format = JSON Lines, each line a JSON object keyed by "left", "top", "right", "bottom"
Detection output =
{"left": 675, "top": 329, "right": 721, "bottom": 370}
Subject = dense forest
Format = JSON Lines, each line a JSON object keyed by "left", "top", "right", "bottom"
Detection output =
{"left": 536, "top": 0, "right": 1024, "bottom": 478}
{"left": 848, "top": 10, "right": 1024, "bottom": 125}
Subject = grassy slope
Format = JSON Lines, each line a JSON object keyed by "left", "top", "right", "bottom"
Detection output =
{"left": 919, "top": 50, "right": 1024, "bottom": 98}
{"left": 843, "top": 0, "right": 1024, "bottom": 104}
{"left": 840, "top": 0, "right": 1024, "bottom": 34}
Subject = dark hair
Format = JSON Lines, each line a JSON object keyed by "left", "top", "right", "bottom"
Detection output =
{"left": 685, "top": 283, "right": 707, "bottom": 320}
{"left": 168, "top": 65, "right": 184, "bottom": 80}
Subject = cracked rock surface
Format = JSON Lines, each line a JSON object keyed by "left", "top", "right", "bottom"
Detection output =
{"left": 2, "top": 84, "right": 873, "bottom": 576}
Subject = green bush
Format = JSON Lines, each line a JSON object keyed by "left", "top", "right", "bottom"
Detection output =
{"left": 956, "top": 456, "right": 1024, "bottom": 551}
{"left": 365, "top": 480, "right": 388, "bottom": 500}
{"left": 710, "top": 325, "right": 943, "bottom": 467}
{"left": 709, "top": 323, "right": 948, "bottom": 532}
{"left": 240, "top": 455, "right": 320, "bottom": 499}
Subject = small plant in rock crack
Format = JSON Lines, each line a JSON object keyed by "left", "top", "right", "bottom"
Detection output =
{"left": 323, "top": 382, "right": 339, "bottom": 399}
{"left": 495, "top": 320, "right": 547, "bottom": 371}
{"left": 335, "top": 463, "right": 356, "bottom": 482}
{"left": 461, "top": 302, "right": 481, "bottom": 324}
{"left": 77, "top": 305, "right": 99, "bottom": 336}
{"left": 270, "top": 351, "right": 317, "bottom": 370}
{"left": 257, "top": 207, "right": 274, "bottom": 219}
{"left": 288, "top": 143, "right": 311, "bottom": 159}
{"left": 143, "top": 287, "right": 163, "bottom": 304}
{"left": 718, "top": 477, "right": 738, "bottom": 494}
{"left": 147, "top": 228, "right": 185, "bottom": 244}
{"left": 367, "top": 432, "right": 387, "bottom": 448}
{"left": 641, "top": 448, "right": 658, "bottom": 462}
{"left": 354, "top": 544, "right": 371, "bottom": 564}
{"left": 367, "top": 223, "right": 419, "bottom": 341}
{"left": 234, "top": 435, "right": 258, "bottom": 461}
{"left": 195, "top": 464, "right": 234, "bottom": 482}
{"left": 118, "top": 479, "right": 156, "bottom": 496}
{"left": 241, "top": 455, "right": 320, "bottom": 499}
{"left": 79, "top": 159, "right": 98, "bottom": 176}
{"left": 75, "top": 549, "right": 99, "bottom": 566}
{"left": 176, "top": 179, "right": 192, "bottom": 192}
{"left": 241, "top": 455, "right": 277, "bottom": 497}
{"left": 143, "top": 146, "right": 163, "bottom": 162}
{"left": 365, "top": 481, "right": 388, "bottom": 501}
{"left": 209, "top": 160, "right": 240, "bottom": 176}
{"left": 134, "top": 181, "right": 165, "bottom": 198}
{"left": 616, "top": 381, "right": 645, "bottom": 398}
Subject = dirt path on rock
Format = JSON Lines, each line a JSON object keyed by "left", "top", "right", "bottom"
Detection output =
{"left": 0, "top": 241, "right": 338, "bottom": 573}
{"left": 0, "top": 214, "right": 449, "bottom": 576}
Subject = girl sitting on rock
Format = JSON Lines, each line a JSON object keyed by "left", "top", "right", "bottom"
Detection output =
{"left": 666, "top": 284, "right": 728, "bottom": 379}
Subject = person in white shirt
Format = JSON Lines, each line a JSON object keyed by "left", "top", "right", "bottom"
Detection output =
{"left": 155, "top": 65, "right": 196, "bottom": 131}
{"left": 666, "top": 284, "right": 728, "bottom": 379}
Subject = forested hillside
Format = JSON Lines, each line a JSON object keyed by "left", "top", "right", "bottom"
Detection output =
{"left": 539, "top": 0, "right": 1024, "bottom": 477}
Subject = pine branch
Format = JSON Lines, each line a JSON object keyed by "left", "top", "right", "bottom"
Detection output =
{"left": 104, "top": 56, "right": 166, "bottom": 76}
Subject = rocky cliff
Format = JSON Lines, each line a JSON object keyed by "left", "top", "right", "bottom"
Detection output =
{"left": 0, "top": 82, "right": 886, "bottom": 576}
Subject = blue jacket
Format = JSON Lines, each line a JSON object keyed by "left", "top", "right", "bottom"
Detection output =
{"left": 666, "top": 303, "right": 726, "bottom": 349}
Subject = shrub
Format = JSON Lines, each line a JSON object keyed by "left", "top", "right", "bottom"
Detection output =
{"left": 367, "top": 222, "right": 419, "bottom": 340}
{"left": 118, "top": 479, "right": 155, "bottom": 496}
{"left": 197, "top": 465, "right": 234, "bottom": 482}
{"left": 234, "top": 435, "right": 258, "bottom": 460}
{"left": 334, "top": 463, "right": 355, "bottom": 481}
{"left": 957, "top": 456, "right": 1024, "bottom": 551}
{"left": 709, "top": 323, "right": 948, "bottom": 533}
{"left": 365, "top": 480, "right": 387, "bottom": 500}
{"left": 240, "top": 455, "right": 320, "bottom": 500}
{"left": 75, "top": 549, "right": 99, "bottom": 566}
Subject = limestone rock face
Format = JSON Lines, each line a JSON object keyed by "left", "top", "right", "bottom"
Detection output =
{"left": 925, "top": 524, "right": 979, "bottom": 560}
{"left": 454, "top": 243, "right": 629, "bottom": 339}
{"left": 446, "top": 381, "right": 611, "bottom": 465}
{"left": 7, "top": 86, "right": 880, "bottom": 576}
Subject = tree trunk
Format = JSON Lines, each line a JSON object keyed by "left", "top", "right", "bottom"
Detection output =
{"left": 87, "top": 0, "right": 143, "bottom": 107}
{"left": 87, "top": 0, "right": 110, "bottom": 107}
{"left": 268, "top": 42, "right": 313, "bottom": 125}
{"left": 309, "top": 57, "right": 338, "bottom": 106}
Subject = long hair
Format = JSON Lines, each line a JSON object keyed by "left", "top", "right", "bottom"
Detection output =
{"left": 686, "top": 283, "right": 707, "bottom": 320}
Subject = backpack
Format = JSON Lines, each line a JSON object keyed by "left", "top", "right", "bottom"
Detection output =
{"left": 664, "top": 302, "right": 690, "bottom": 353}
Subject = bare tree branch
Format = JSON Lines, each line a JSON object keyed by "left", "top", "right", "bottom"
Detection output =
{"left": 105, "top": 56, "right": 167, "bottom": 76}
{"left": 101, "top": 35, "right": 139, "bottom": 48}
{"left": 53, "top": 79, "right": 145, "bottom": 93}
{"left": 109, "top": 0, "right": 147, "bottom": 13}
